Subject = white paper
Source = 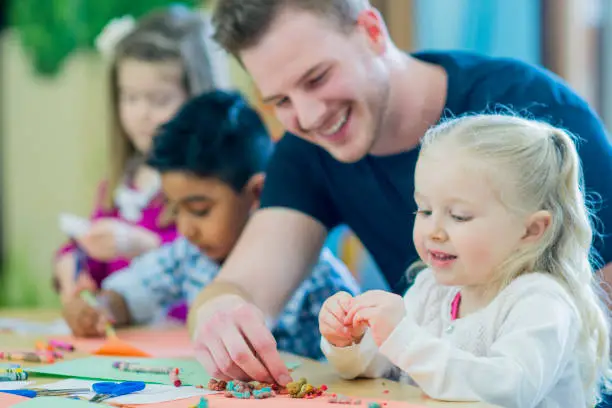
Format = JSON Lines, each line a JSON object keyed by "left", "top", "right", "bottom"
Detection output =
{"left": 0, "top": 381, "right": 33, "bottom": 390}
{"left": 0, "top": 318, "right": 71, "bottom": 336}
{"left": 58, "top": 213, "right": 91, "bottom": 238}
{"left": 41, "top": 379, "right": 215, "bottom": 404}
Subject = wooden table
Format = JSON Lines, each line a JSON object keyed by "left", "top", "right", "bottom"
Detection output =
{"left": 0, "top": 309, "right": 496, "bottom": 407}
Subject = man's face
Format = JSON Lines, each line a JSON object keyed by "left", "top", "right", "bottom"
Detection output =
{"left": 241, "top": 9, "right": 391, "bottom": 163}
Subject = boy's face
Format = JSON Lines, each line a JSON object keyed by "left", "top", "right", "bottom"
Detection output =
{"left": 161, "top": 172, "right": 261, "bottom": 263}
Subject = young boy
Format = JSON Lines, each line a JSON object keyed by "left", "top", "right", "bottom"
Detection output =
{"left": 62, "top": 90, "right": 359, "bottom": 360}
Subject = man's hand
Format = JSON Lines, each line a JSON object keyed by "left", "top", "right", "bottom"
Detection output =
{"left": 192, "top": 294, "right": 293, "bottom": 386}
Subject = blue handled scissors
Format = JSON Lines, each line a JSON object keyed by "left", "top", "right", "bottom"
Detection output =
{"left": 90, "top": 381, "right": 145, "bottom": 402}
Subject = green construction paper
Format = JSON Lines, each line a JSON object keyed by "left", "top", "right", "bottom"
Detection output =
{"left": 26, "top": 356, "right": 302, "bottom": 386}
{"left": 26, "top": 356, "right": 210, "bottom": 386}
{"left": 13, "top": 397, "right": 98, "bottom": 407}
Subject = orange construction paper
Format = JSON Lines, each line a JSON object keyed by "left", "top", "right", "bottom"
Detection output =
{"left": 52, "top": 327, "right": 193, "bottom": 358}
{"left": 146, "top": 394, "right": 429, "bottom": 408}
{"left": 91, "top": 335, "right": 151, "bottom": 358}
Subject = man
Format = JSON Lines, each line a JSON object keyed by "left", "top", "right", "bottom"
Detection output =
{"left": 189, "top": 0, "right": 612, "bottom": 388}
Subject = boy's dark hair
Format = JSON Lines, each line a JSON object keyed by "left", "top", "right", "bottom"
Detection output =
{"left": 212, "top": 0, "right": 370, "bottom": 58}
{"left": 147, "top": 90, "right": 273, "bottom": 192}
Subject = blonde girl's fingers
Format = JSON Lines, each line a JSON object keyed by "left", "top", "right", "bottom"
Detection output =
{"left": 324, "top": 300, "right": 349, "bottom": 324}
{"left": 344, "top": 292, "right": 383, "bottom": 325}
{"left": 351, "top": 306, "right": 379, "bottom": 328}
{"left": 319, "top": 314, "right": 349, "bottom": 336}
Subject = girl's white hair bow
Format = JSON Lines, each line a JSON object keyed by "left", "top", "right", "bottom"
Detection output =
{"left": 94, "top": 15, "right": 137, "bottom": 59}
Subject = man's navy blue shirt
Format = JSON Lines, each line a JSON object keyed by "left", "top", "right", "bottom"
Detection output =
{"left": 261, "top": 50, "right": 612, "bottom": 294}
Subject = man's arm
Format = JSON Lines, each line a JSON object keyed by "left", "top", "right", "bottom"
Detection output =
{"left": 188, "top": 208, "right": 327, "bottom": 332}
{"left": 188, "top": 208, "right": 327, "bottom": 384}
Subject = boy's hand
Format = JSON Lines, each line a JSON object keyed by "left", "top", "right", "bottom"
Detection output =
{"left": 62, "top": 290, "right": 130, "bottom": 337}
{"left": 345, "top": 290, "right": 406, "bottom": 347}
{"left": 62, "top": 296, "right": 109, "bottom": 338}
{"left": 319, "top": 291, "right": 366, "bottom": 347}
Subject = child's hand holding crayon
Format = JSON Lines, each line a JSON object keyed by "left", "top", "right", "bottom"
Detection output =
{"left": 62, "top": 290, "right": 129, "bottom": 338}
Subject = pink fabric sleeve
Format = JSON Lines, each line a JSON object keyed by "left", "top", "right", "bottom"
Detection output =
{"left": 158, "top": 226, "right": 179, "bottom": 245}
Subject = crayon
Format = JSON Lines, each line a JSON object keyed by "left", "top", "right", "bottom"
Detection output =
{"left": 49, "top": 339, "right": 74, "bottom": 352}
{"left": 35, "top": 341, "right": 52, "bottom": 352}
{"left": 112, "top": 361, "right": 175, "bottom": 374}
{"left": 170, "top": 367, "right": 181, "bottom": 387}
{"left": 0, "top": 351, "right": 53, "bottom": 363}
{"left": 36, "top": 350, "right": 61, "bottom": 361}
{"left": 0, "top": 368, "right": 28, "bottom": 381}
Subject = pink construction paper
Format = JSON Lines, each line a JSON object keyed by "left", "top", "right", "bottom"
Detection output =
{"left": 0, "top": 392, "right": 28, "bottom": 408}
{"left": 51, "top": 327, "right": 194, "bottom": 358}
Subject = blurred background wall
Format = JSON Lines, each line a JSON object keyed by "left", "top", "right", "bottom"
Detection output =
{"left": 0, "top": 0, "right": 609, "bottom": 307}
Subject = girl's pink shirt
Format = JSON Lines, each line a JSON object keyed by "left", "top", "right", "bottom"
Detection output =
{"left": 55, "top": 181, "right": 177, "bottom": 287}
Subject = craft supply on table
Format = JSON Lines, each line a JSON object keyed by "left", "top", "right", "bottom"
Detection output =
{"left": 112, "top": 361, "right": 175, "bottom": 374}
{"left": 27, "top": 378, "right": 214, "bottom": 404}
{"left": 0, "top": 380, "right": 32, "bottom": 390}
{"left": 89, "top": 380, "right": 146, "bottom": 402}
{"left": 206, "top": 377, "right": 327, "bottom": 400}
{"left": 0, "top": 352, "right": 54, "bottom": 364}
{"left": 48, "top": 339, "right": 75, "bottom": 352}
{"left": 0, "top": 387, "right": 92, "bottom": 398}
{"left": 27, "top": 356, "right": 211, "bottom": 387}
{"left": 188, "top": 396, "right": 209, "bottom": 408}
{"left": 0, "top": 318, "right": 71, "bottom": 336}
{"left": 28, "top": 356, "right": 299, "bottom": 387}
{"left": 7, "top": 396, "right": 101, "bottom": 407}
{"left": 0, "top": 367, "right": 28, "bottom": 381}
{"left": 169, "top": 367, "right": 182, "bottom": 387}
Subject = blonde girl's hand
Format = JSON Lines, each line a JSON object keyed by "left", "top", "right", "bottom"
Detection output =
{"left": 319, "top": 291, "right": 366, "bottom": 347}
{"left": 345, "top": 290, "right": 406, "bottom": 347}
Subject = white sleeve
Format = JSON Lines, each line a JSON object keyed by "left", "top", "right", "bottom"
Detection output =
{"left": 102, "top": 238, "right": 188, "bottom": 324}
{"left": 320, "top": 331, "right": 394, "bottom": 379}
{"left": 378, "top": 289, "right": 579, "bottom": 407}
{"left": 320, "top": 269, "right": 434, "bottom": 380}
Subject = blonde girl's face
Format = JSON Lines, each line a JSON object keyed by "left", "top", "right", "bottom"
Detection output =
{"left": 412, "top": 146, "right": 529, "bottom": 289}
{"left": 117, "top": 58, "right": 189, "bottom": 154}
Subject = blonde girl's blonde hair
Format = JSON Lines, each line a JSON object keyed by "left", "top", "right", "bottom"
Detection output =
{"left": 99, "top": 6, "right": 231, "bottom": 211}
{"left": 419, "top": 114, "right": 611, "bottom": 406}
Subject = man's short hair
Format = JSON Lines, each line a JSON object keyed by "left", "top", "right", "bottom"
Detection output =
{"left": 212, "top": 0, "right": 370, "bottom": 57}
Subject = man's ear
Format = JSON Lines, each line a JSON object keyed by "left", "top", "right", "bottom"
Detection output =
{"left": 356, "top": 8, "right": 388, "bottom": 55}
{"left": 522, "top": 210, "right": 552, "bottom": 244}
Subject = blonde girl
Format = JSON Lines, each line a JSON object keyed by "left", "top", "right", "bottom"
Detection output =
{"left": 319, "top": 114, "right": 611, "bottom": 407}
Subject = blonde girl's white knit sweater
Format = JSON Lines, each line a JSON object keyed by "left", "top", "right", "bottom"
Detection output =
{"left": 322, "top": 269, "right": 587, "bottom": 408}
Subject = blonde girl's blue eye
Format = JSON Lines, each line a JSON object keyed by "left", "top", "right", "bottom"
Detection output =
{"left": 451, "top": 214, "right": 472, "bottom": 222}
